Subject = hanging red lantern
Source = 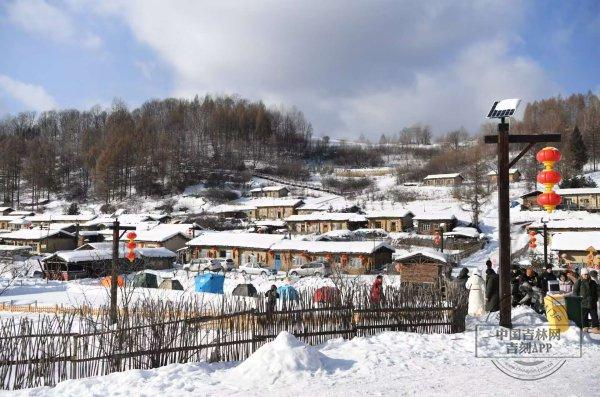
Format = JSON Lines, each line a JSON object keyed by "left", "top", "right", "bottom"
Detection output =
{"left": 536, "top": 169, "right": 561, "bottom": 187}
{"left": 537, "top": 191, "right": 562, "bottom": 212}
{"left": 536, "top": 147, "right": 561, "bottom": 168}
{"left": 125, "top": 231, "right": 137, "bottom": 262}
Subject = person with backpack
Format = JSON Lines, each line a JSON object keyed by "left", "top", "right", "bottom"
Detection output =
{"left": 574, "top": 268, "right": 600, "bottom": 332}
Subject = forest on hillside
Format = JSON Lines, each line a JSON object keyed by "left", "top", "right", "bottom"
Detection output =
{"left": 0, "top": 92, "right": 598, "bottom": 208}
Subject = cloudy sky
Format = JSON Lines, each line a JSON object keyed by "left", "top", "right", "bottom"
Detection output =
{"left": 0, "top": 0, "right": 598, "bottom": 138}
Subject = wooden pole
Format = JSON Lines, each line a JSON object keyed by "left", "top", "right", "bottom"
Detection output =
{"left": 110, "top": 220, "right": 119, "bottom": 326}
{"left": 497, "top": 120, "right": 512, "bottom": 328}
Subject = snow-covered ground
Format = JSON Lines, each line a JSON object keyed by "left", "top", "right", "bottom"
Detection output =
{"left": 11, "top": 306, "right": 599, "bottom": 397}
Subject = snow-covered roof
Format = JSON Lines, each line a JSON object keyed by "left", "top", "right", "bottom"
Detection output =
{"left": 285, "top": 212, "right": 367, "bottom": 222}
{"left": 555, "top": 188, "right": 600, "bottom": 196}
{"left": 8, "top": 210, "right": 34, "bottom": 216}
{"left": 423, "top": 173, "right": 462, "bottom": 180}
{"left": 26, "top": 214, "right": 96, "bottom": 223}
{"left": 76, "top": 242, "right": 115, "bottom": 250}
{"left": 209, "top": 204, "right": 255, "bottom": 214}
{"left": 0, "top": 229, "right": 73, "bottom": 240}
{"left": 444, "top": 226, "right": 480, "bottom": 239}
{"left": 82, "top": 213, "right": 168, "bottom": 227}
{"left": 0, "top": 244, "right": 33, "bottom": 251}
{"left": 45, "top": 247, "right": 176, "bottom": 263}
{"left": 414, "top": 212, "right": 456, "bottom": 221}
{"left": 364, "top": 210, "right": 414, "bottom": 219}
{"left": 271, "top": 240, "right": 394, "bottom": 254}
{"left": 297, "top": 196, "right": 347, "bottom": 212}
{"left": 487, "top": 168, "right": 519, "bottom": 176}
{"left": 249, "top": 185, "right": 288, "bottom": 192}
{"left": 520, "top": 190, "right": 541, "bottom": 198}
{"left": 529, "top": 219, "right": 600, "bottom": 231}
{"left": 119, "top": 228, "right": 189, "bottom": 243}
{"left": 187, "top": 232, "right": 285, "bottom": 250}
{"left": 254, "top": 220, "right": 286, "bottom": 227}
{"left": 315, "top": 229, "right": 355, "bottom": 239}
{"left": 394, "top": 249, "right": 447, "bottom": 264}
{"left": 0, "top": 207, "right": 14, "bottom": 212}
{"left": 551, "top": 232, "right": 600, "bottom": 252}
{"left": 0, "top": 215, "right": 25, "bottom": 222}
{"left": 239, "top": 198, "right": 303, "bottom": 208}
{"left": 8, "top": 218, "right": 31, "bottom": 225}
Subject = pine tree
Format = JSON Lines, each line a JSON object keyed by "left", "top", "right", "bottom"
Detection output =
{"left": 570, "top": 125, "right": 588, "bottom": 174}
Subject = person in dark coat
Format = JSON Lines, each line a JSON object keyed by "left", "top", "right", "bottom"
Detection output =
{"left": 370, "top": 275, "right": 384, "bottom": 305}
{"left": 485, "top": 268, "right": 500, "bottom": 312}
{"left": 538, "top": 265, "right": 557, "bottom": 295}
{"left": 456, "top": 268, "right": 469, "bottom": 289}
{"left": 486, "top": 259, "right": 493, "bottom": 271}
{"left": 574, "top": 268, "right": 599, "bottom": 331}
{"left": 510, "top": 265, "right": 523, "bottom": 306}
{"left": 265, "top": 284, "right": 279, "bottom": 317}
{"left": 523, "top": 267, "right": 540, "bottom": 287}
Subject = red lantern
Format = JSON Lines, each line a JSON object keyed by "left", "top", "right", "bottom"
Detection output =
{"left": 125, "top": 231, "right": 137, "bottom": 262}
{"left": 536, "top": 147, "right": 561, "bottom": 168}
{"left": 433, "top": 231, "right": 441, "bottom": 246}
{"left": 536, "top": 169, "right": 561, "bottom": 186}
{"left": 528, "top": 230, "right": 537, "bottom": 249}
{"left": 537, "top": 191, "right": 562, "bottom": 212}
{"left": 126, "top": 231, "right": 137, "bottom": 240}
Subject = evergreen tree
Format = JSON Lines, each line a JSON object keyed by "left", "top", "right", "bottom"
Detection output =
{"left": 569, "top": 125, "right": 588, "bottom": 174}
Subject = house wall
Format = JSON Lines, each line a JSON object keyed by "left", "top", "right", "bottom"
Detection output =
{"left": 250, "top": 206, "right": 297, "bottom": 220}
{"left": 558, "top": 250, "right": 600, "bottom": 266}
{"left": 423, "top": 177, "right": 462, "bottom": 187}
{"left": 190, "top": 245, "right": 272, "bottom": 266}
{"left": 273, "top": 249, "right": 392, "bottom": 273}
{"left": 394, "top": 262, "right": 448, "bottom": 283}
{"left": 251, "top": 189, "right": 289, "bottom": 198}
{"left": 287, "top": 220, "right": 350, "bottom": 234}
{"left": 416, "top": 219, "right": 456, "bottom": 235}
{"left": 561, "top": 194, "right": 600, "bottom": 211}
{"left": 522, "top": 195, "right": 541, "bottom": 210}
{"left": 6, "top": 237, "right": 76, "bottom": 254}
{"left": 367, "top": 216, "right": 413, "bottom": 232}
{"left": 136, "top": 235, "right": 188, "bottom": 252}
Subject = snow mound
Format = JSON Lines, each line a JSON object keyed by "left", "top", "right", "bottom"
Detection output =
{"left": 232, "top": 331, "right": 326, "bottom": 383}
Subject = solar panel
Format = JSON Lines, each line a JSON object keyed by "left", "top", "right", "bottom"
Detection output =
{"left": 486, "top": 98, "right": 521, "bottom": 119}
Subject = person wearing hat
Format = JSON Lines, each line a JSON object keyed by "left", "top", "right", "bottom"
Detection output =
{"left": 574, "top": 267, "right": 600, "bottom": 332}
{"left": 539, "top": 264, "right": 557, "bottom": 295}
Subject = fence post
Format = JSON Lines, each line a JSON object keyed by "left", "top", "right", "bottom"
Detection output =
{"left": 71, "top": 334, "right": 78, "bottom": 379}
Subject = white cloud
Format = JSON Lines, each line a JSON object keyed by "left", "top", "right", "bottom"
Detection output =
{"left": 0, "top": 74, "right": 57, "bottom": 111}
{"left": 6, "top": 0, "right": 102, "bottom": 49}
{"left": 84, "top": 0, "right": 557, "bottom": 137}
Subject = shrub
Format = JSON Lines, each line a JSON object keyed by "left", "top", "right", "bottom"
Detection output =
{"left": 322, "top": 177, "right": 373, "bottom": 192}
{"left": 100, "top": 203, "right": 116, "bottom": 214}
{"left": 66, "top": 202, "right": 80, "bottom": 215}
{"left": 201, "top": 189, "right": 240, "bottom": 203}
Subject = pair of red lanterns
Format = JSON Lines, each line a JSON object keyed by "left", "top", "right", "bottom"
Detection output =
{"left": 536, "top": 147, "right": 562, "bottom": 212}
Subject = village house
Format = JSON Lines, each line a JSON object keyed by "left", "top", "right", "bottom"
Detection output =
{"left": 245, "top": 198, "right": 304, "bottom": 220}
{"left": 295, "top": 196, "right": 349, "bottom": 215}
{"left": 556, "top": 188, "right": 600, "bottom": 212}
{"left": 392, "top": 250, "right": 451, "bottom": 283}
{"left": 0, "top": 229, "right": 76, "bottom": 254}
{"left": 7, "top": 217, "right": 32, "bottom": 230}
{"left": 487, "top": 168, "right": 521, "bottom": 184}
{"left": 186, "top": 232, "right": 285, "bottom": 266}
{"left": 422, "top": 173, "right": 464, "bottom": 187}
{"left": 0, "top": 215, "right": 24, "bottom": 230}
{"left": 550, "top": 231, "right": 600, "bottom": 267}
{"left": 249, "top": 185, "right": 290, "bottom": 198}
{"left": 364, "top": 210, "right": 415, "bottom": 233}
{"left": 43, "top": 245, "right": 177, "bottom": 280}
{"left": 9, "top": 210, "right": 35, "bottom": 216}
{"left": 81, "top": 213, "right": 170, "bottom": 229}
{"left": 0, "top": 206, "right": 14, "bottom": 216}
{"left": 413, "top": 213, "right": 457, "bottom": 235}
{"left": 208, "top": 204, "right": 255, "bottom": 220}
{"left": 117, "top": 228, "right": 190, "bottom": 252}
{"left": 270, "top": 240, "right": 394, "bottom": 274}
{"left": 520, "top": 190, "right": 542, "bottom": 210}
{"left": 285, "top": 212, "right": 368, "bottom": 234}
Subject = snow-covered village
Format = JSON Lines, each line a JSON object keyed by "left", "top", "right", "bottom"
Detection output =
{"left": 0, "top": 1, "right": 599, "bottom": 396}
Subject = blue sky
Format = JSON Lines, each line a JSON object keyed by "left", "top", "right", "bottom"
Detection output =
{"left": 0, "top": 0, "right": 598, "bottom": 138}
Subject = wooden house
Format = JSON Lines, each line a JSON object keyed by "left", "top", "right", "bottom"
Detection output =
{"left": 520, "top": 190, "right": 542, "bottom": 210}
{"left": 413, "top": 213, "right": 457, "bottom": 235}
{"left": 556, "top": 188, "right": 600, "bottom": 212}
{"left": 422, "top": 173, "right": 464, "bottom": 187}
{"left": 246, "top": 198, "right": 304, "bottom": 220}
{"left": 186, "top": 232, "right": 285, "bottom": 266}
{"left": 0, "top": 215, "right": 25, "bottom": 230}
{"left": 270, "top": 240, "right": 394, "bottom": 274}
{"left": 527, "top": 219, "right": 600, "bottom": 236}
{"left": 0, "top": 206, "right": 14, "bottom": 216}
{"left": 249, "top": 185, "right": 289, "bottom": 198}
{"left": 391, "top": 250, "right": 451, "bottom": 283}
{"left": 487, "top": 168, "right": 521, "bottom": 184}
{"left": 550, "top": 231, "right": 600, "bottom": 266}
{"left": 285, "top": 212, "right": 368, "bottom": 234}
{"left": 25, "top": 214, "right": 97, "bottom": 227}
{"left": 364, "top": 210, "right": 415, "bottom": 232}
{"left": 0, "top": 229, "right": 76, "bottom": 254}
{"left": 118, "top": 228, "right": 190, "bottom": 252}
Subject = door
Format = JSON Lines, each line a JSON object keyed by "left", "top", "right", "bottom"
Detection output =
{"left": 275, "top": 254, "right": 281, "bottom": 272}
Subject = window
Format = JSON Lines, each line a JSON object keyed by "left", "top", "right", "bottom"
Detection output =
{"left": 219, "top": 250, "right": 226, "bottom": 257}
{"left": 390, "top": 222, "right": 397, "bottom": 232}
{"left": 374, "top": 221, "right": 382, "bottom": 229}
{"left": 423, "top": 223, "right": 431, "bottom": 231}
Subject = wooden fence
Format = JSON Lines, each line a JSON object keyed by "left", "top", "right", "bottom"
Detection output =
{"left": 0, "top": 280, "right": 467, "bottom": 390}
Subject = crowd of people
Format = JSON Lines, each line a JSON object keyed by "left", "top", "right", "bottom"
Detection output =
{"left": 455, "top": 258, "right": 600, "bottom": 332}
